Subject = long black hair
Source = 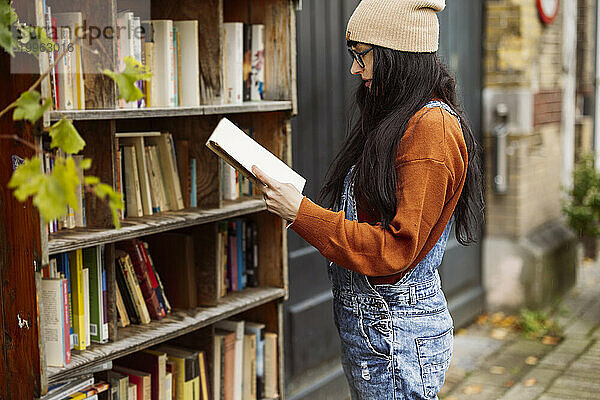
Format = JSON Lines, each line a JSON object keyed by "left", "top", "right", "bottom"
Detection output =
{"left": 318, "top": 42, "right": 485, "bottom": 246}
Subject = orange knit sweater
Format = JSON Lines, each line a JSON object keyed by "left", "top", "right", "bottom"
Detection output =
{"left": 289, "top": 104, "right": 468, "bottom": 285}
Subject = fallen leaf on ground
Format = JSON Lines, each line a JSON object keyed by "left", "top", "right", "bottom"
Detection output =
{"left": 490, "top": 328, "right": 509, "bottom": 340}
{"left": 463, "top": 384, "right": 483, "bottom": 394}
{"left": 491, "top": 312, "right": 506, "bottom": 324}
{"left": 499, "top": 315, "right": 518, "bottom": 328}
{"left": 456, "top": 328, "right": 467, "bottom": 336}
{"left": 504, "top": 380, "right": 515, "bottom": 388}
{"left": 444, "top": 396, "right": 459, "bottom": 400}
{"left": 525, "top": 356, "right": 539, "bottom": 365}
{"left": 524, "top": 378, "right": 537, "bottom": 387}
{"left": 490, "top": 365, "right": 506, "bottom": 375}
{"left": 541, "top": 335, "right": 560, "bottom": 345}
{"left": 476, "top": 313, "right": 489, "bottom": 325}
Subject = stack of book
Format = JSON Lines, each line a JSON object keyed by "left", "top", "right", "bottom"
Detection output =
{"left": 41, "top": 374, "right": 110, "bottom": 400}
{"left": 116, "top": 132, "right": 187, "bottom": 219}
{"left": 114, "top": 239, "right": 171, "bottom": 328}
{"left": 214, "top": 319, "right": 279, "bottom": 400}
{"left": 116, "top": 13, "right": 201, "bottom": 108}
{"left": 42, "top": 246, "right": 108, "bottom": 366}
{"left": 41, "top": 8, "right": 86, "bottom": 111}
{"left": 217, "top": 218, "right": 259, "bottom": 296}
{"left": 223, "top": 23, "right": 265, "bottom": 104}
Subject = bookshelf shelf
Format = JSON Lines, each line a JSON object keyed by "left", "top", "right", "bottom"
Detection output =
{"left": 48, "top": 100, "right": 293, "bottom": 121}
{"left": 46, "top": 286, "right": 286, "bottom": 384}
{"left": 48, "top": 198, "right": 268, "bottom": 255}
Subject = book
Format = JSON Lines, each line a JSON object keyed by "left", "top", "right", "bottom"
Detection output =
{"left": 173, "top": 21, "right": 200, "bottom": 106}
{"left": 122, "top": 145, "right": 144, "bottom": 218}
{"left": 145, "top": 133, "right": 184, "bottom": 210}
{"left": 153, "top": 345, "right": 200, "bottom": 400}
{"left": 243, "top": 24, "right": 252, "bottom": 102}
{"left": 137, "top": 240, "right": 169, "bottom": 316}
{"left": 198, "top": 351, "right": 210, "bottom": 400}
{"left": 223, "top": 23, "right": 243, "bottom": 104}
{"left": 40, "top": 278, "right": 68, "bottom": 367}
{"left": 56, "top": 252, "right": 74, "bottom": 349}
{"left": 96, "top": 370, "right": 129, "bottom": 400}
{"left": 151, "top": 20, "right": 175, "bottom": 107}
{"left": 83, "top": 267, "right": 91, "bottom": 348}
{"left": 42, "top": 376, "right": 94, "bottom": 400}
{"left": 215, "top": 329, "right": 235, "bottom": 400}
{"left": 115, "top": 254, "right": 140, "bottom": 325}
{"left": 212, "top": 333, "right": 226, "bottom": 400}
{"left": 113, "top": 365, "right": 152, "bottom": 400}
{"left": 145, "top": 145, "right": 166, "bottom": 212}
{"left": 69, "top": 249, "right": 86, "bottom": 350}
{"left": 83, "top": 245, "right": 109, "bottom": 344}
{"left": 175, "top": 139, "right": 190, "bottom": 208}
{"left": 206, "top": 117, "right": 306, "bottom": 193}
{"left": 142, "top": 241, "right": 172, "bottom": 313}
{"left": 117, "top": 240, "right": 166, "bottom": 320}
{"left": 242, "top": 334, "right": 256, "bottom": 400}
{"left": 165, "top": 372, "right": 173, "bottom": 400}
{"left": 121, "top": 252, "right": 152, "bottom": 324}
{"left": 263, "top": 333, "right": 278, "bottom": 398}
{"left": 117, "top": 133, "right": 162, "bottom": 216}
{"left": 115, "top": 281, "right": 131, "bottom": 327}
{"left": 244, "top": 322, "right": 265, "bottom": 398}
{"left": 250, "top": 25, "right": 265, "bottom": 101}
{"left": 54, "top": 12, "right": 85, "bottom": 109}
{"left": 116, "top": 349, "right": 167, "bottom": 400}
{"left": 214, "top": 320, "right": 245, "bottom": 400}
{"left": 129, "top": 383, "right": 138, "bottom": 400}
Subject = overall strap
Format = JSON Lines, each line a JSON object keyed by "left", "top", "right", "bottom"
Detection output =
{"left": 424, "top": 100, "right": 462, "bottom": 127}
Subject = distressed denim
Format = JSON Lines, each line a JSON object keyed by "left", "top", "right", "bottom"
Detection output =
{"left": 328, "top": 101, "right": 459, "bottom": 399}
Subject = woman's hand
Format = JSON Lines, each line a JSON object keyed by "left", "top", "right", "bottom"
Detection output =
{"left": 251, "top": 165, "right": 304, "bottom": 223}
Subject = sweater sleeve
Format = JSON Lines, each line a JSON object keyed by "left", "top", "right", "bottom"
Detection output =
{"left": 289, "top": 158, "right": 453, "bottom": 276}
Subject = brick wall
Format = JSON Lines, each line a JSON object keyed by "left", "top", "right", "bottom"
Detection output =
{"left": 484, "top": 0, "right": 566, "bottom": 239}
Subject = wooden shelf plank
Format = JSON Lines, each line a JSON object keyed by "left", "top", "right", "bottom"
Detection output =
{"left": 48, "top": 198, "right": 267, "bottom": 255}
{"left": 46, "top": 286, "right": 286, "bottom": 384}
{"left": 48, "top": 101, "right": 292, "bottom": 121}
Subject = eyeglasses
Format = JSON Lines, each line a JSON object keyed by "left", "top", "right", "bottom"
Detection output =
{"left": 347, "top": 46, "right": 373, "bottom": 68}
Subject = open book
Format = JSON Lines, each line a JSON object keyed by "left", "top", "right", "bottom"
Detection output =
{"left": 206, "top": 118, "right": 306, "bottom": 193}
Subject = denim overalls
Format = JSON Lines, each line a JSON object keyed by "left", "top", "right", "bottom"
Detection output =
{"left": 329, "top": 101, "right": 459, "bottom": 400}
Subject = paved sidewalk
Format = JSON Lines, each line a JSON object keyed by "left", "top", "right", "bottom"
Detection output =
{"left": 440, "top": 253, "right": 600, "bottom": 400}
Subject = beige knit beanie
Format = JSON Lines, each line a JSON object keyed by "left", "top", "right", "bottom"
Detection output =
{"left": 346, "top": 0, "right": 446, "bottom": 53}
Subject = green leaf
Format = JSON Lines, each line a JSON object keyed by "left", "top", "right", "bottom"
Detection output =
{"left": 48, "top": 118, "right": 86, "bottom": 154}
{"left": 84, "top": 175, "right": 100, "bottom": 185}
{"left": 79, "top": 158, "right": 92, "bottom": 170}
{"left": 52, "top": 157, "right": 81, "bottom": 210}
{"left": 13, "top": 90, "right": 51, "bottom": 123}
{"left": 7, "top": 157, "right": 44, "bottom": 200}
{"left": 103, "top": 56, "right": 151, "bottom": 102}
{"left": 0, "top": 1, "right": 18, "bottom": 56}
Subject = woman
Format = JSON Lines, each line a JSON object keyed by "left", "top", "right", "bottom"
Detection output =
{"left": 251, "top": 0, "right": 484, "bottom": 398}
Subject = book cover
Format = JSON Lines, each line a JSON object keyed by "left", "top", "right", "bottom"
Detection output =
{"left": 137, "top": 240, "right": 169, "bottom": 316}
{"left": 242, "top": 333, "right": 256, "bottom": 400}
{"left": 151, "top": 20, "right": 175, "bottom": 107}
{"left": 115, "top": 253, "right": 141, "bottom": 325}
{"left": 242, "top": 24, "right": 252, "bottom": 102}
{"left": 116, "top": 349, "right": 167, "bottom": 400}
{"left": 142, "top": 241, "right": 171, "bottom": 313}
{"left": 40, "top": 278, "right": 67, "bottom": 367}
{"left": 206, "top": 118, "right": 306, "bottom": 193}
{"left": 173, "top": 21, "right": 200, "bottom": 106}
{"left": 250, "top": 25, "right": 264, "bottom": 101}
{"left": 117, "top": 240, "right": 165, "bottom": 320}
{"left": 83, "top": 267, "right": 91, "bottom": 347}
{"left": 153, "top": 345, "right": 200, "bottom": 400}
{"left": 244, "top": 322, "right": 265, "bottom": 398}
{"left": 69, "top": 249, "right": 86, "bottom": 350}
{"left": 263, "top": 333, "right": 278, "bottom": 398}
{"left": 215, "top": 329, "right": 236, "bottom": 400}
{"left": 118, "top": 135, "right": 154, "bottom": 216}
{"left": 115, "top": 281, "right": 131, "bottom": 327}
{"left": 223, "top": 22, "right": 243, "bottom": 105}
{"left": 214, "top": 320, "right": 245, "bottom": 400}
{"left": 198, "top": 351, "right": 210, "bottom": 400}
{"left": 82, "top": 245, "right": 108, "bottom": 343}
{"left": 113, "top": 365, "right": 152, "bottom": 400}
{"left": 122, "top": 145, "right": 144, "bottom": 218}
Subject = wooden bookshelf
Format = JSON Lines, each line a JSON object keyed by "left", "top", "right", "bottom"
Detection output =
{"left": 48, "top": 198, "right": 268, "bottom": 255}
{"left": 47, "top": 286, "right": 286, "bottom": 383}
{"left": 0, "top": 0, "right": 296, "bottom": 398}
{"left": 48, "top": 100, "right": 293, "bottom": 121}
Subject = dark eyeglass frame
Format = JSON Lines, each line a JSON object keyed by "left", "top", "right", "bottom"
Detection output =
{"left": 347, "top": 46, "right": 373, "bottom": 68}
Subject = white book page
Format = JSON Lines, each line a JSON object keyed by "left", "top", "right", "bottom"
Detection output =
{"left": 206, "top": 118, "right": 306, "bottom": 193}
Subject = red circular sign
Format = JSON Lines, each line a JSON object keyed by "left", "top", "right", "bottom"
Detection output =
{"left": 537, "top": 0, "right": 559, "bottom": 25}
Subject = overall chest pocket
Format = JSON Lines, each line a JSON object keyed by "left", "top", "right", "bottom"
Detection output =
{"left": 415, "top": 326, "right": 453, "bottom": 399}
